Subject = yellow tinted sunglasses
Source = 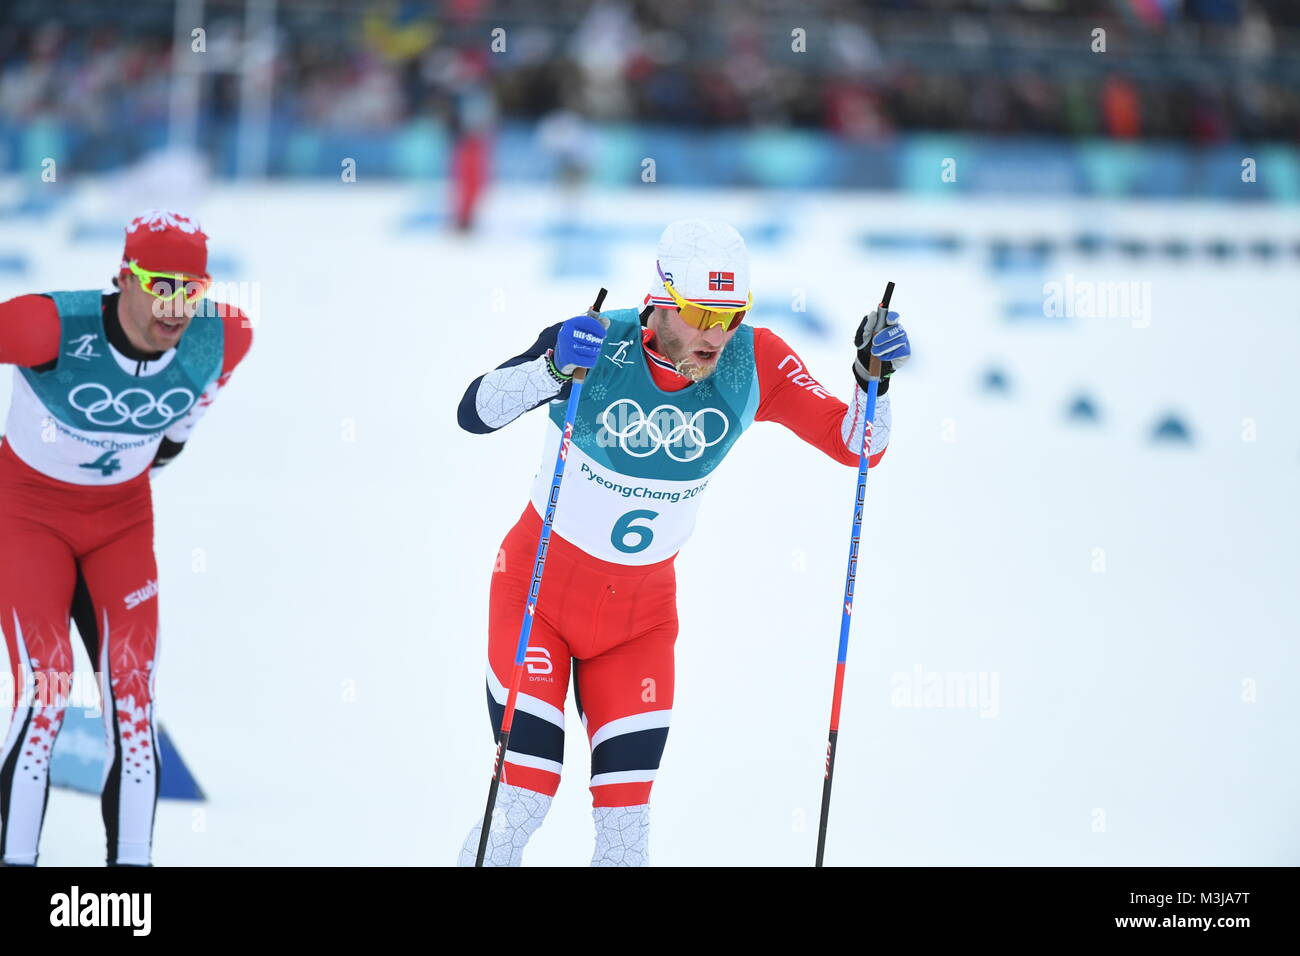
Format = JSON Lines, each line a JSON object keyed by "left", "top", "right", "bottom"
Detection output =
{"left": 658, "top": 265, "right": 752, "bottom": 332}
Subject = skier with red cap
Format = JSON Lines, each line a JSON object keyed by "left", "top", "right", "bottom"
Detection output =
{"left": 456, "top": 219, "right": 912, "bottom": 865}
{"left": 0, "top": 209, "right": 252, "bottom": 866}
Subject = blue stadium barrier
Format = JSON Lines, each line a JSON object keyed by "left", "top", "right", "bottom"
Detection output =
{"left": 3, "top": 119, "right": 1296, "bottom": 200}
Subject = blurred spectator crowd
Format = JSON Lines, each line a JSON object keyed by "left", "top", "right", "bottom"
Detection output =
{"left": 1, "top": 0, "right": 1297, "bottom": 146}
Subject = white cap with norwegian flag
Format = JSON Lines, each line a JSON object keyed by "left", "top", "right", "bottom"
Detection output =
{"left": 645, "top": 219, "right": 751, "bottom": 312}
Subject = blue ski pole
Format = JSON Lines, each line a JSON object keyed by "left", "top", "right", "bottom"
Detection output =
{"left": 815, "top": 280, "right": 894, "bottom": 867}
{"left": 474, "top": 288, "right": 609, "bottom": 867}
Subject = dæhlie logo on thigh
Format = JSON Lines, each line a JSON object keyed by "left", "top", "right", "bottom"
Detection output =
{"left": 525, "top": 646, "right": 553, "bottom": 680}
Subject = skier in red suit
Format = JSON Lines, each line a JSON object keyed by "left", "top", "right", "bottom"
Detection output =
{"left": 456, "top": 220, "right": 911, "bottom": 865}
{"left": 0, "top": 210, "right": 252, "bottom": 866}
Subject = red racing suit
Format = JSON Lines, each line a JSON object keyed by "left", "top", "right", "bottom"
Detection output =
{"left": 459, "top": 315, "right": 891, "bottom": 808}
{"left": 0, "top": 290, "right": 251, "bottom": 865}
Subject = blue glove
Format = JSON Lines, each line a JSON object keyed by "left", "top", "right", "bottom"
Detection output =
{"left": 870, "top": 312, "right": 911, "bottom": 365}
{"left": 551, "top": 314, "right": 607, "bottom": 377}
{"left": 853, "top": 308, "right": 910, "bottom": 391}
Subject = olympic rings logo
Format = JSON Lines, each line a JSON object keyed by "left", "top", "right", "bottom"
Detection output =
{"left": 68, "top": 383, "right": 196, "bottom": 428}
{"left": 598, "top": 399, "right": 729, "bottom": 462}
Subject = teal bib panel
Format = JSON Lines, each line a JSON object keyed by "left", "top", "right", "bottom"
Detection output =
{"left": 19, "top": 290, "right": 225, "bottom": 436}
{"left": 547, "top": 309, "right": 760, "bottom": 480}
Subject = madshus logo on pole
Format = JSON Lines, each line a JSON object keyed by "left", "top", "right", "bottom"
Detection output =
{"left": 597, "top": 398, "right": 729, "bottom": 462}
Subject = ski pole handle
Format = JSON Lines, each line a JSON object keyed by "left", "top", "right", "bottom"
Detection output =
{"left": 572, "top": 287, "right": 609, "bottom": 384}
{"left": 866, "top": 280, "right": 895, "bottom": 381}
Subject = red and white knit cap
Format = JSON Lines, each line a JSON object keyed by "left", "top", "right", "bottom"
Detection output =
{"left": 645, "top": 219, "right": 750, "bottom": 312}
{"left": 120, "top": 209, "right": 209, "bottom": 279}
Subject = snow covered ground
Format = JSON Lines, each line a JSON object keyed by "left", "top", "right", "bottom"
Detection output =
{"left": 0, "top": 179, "right": 1296, "bottom": 865}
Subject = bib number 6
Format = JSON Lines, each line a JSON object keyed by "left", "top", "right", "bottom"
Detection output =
{"left": 611, "top": 509, "right": 659, "bottom": 555}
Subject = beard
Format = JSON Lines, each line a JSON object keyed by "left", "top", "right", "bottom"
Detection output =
{"left": 657, "top": 318, "right": 718, "bottom": 382}
{"left": 673, "top": 356, "right": 712, "bottom": 382}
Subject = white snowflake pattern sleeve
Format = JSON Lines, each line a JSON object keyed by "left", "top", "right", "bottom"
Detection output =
{"left": 841, "top": 386, "right": 891, "bottom": 460}
{"left": 474, "top": 355, "right": 565, "bottom": 430}
{"left": 458, "top": 323, "right": 572, "bottom": 434}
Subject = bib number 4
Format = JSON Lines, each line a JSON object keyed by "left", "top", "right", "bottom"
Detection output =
{"left": 80, "top": 451, "right": 122, "bottom": 478}
{"left": 611, "top": 509, "right": 658, "bottom": 554}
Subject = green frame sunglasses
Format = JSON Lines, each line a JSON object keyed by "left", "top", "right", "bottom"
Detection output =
{"left": 127, "top": 260, "right": 212, "bottom": 303}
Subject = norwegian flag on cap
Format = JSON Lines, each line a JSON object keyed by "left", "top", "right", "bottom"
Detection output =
{"left": 121, "top": 209, "right": 210, "bottom": 279}
{"left": 645, "top": 219, "right": 750, "bottom": 311}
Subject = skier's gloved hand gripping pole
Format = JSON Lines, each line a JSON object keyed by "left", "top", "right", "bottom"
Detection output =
{"left": 475, "top": 289, "right": 610, "bottom": 867}
{"left": 816, "top": 281, "right": 897, "bottom": 867}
